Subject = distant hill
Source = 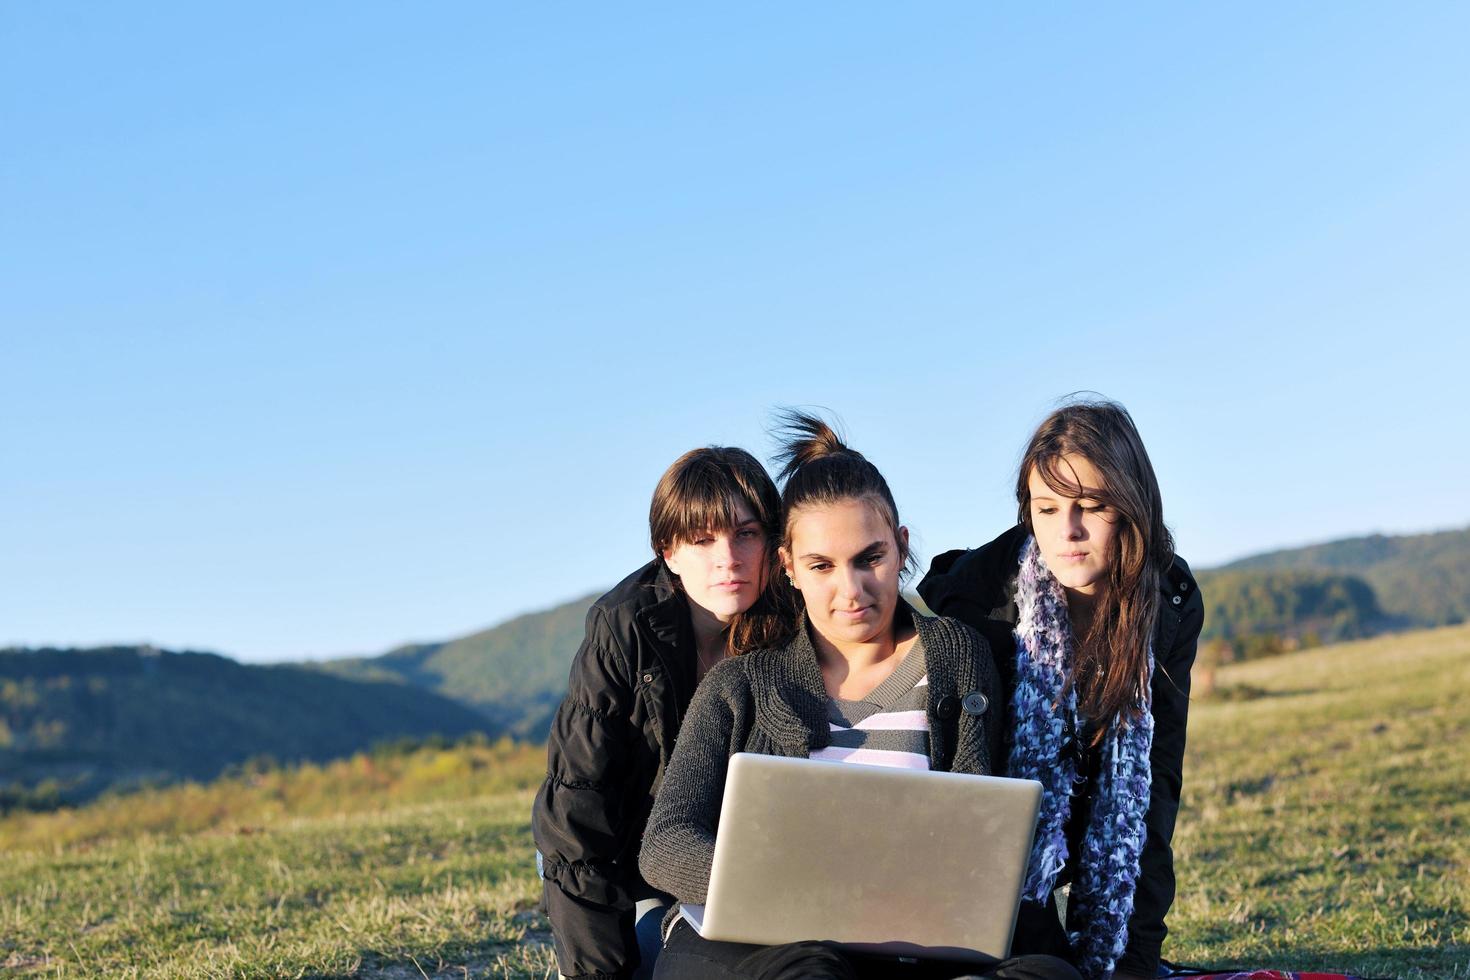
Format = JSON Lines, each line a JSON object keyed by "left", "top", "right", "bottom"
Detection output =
{"left": 1213, "top": 527, "right": 1470, "bottom": 628}
{"left": 315, "top": 593, "right": 597, "bottom": 740}
{"left": 0, "top": 646, "right": 491, "bottom": 810}
{"left": 1194, "top": 568, "right": 1396, "bottom": 658}
{"left": 318, "top": 590, "right": 941, "bottom": 739}
{"left": 1196, "top": 526, "right": 1468, "bottom": 659}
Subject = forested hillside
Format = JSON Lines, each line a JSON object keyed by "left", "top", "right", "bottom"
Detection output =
{"left": 315, "top": 593, "right": 595, "bottom": 740}
{"left": 1194, "top": 569, "right": 1394, "bottom": 658}
{"left": 1217, "top": 527, "right": 1470, "bottom": 627}
{"left": 1198, "top": 526, "right": 1468, "bottom": 659}
{"left": 0, "top": 647, "right": 490, "bottom": 810}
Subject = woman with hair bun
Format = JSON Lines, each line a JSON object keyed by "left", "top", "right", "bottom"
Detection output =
{"left": 534, "top": 446, "right": 793, "bottom": 980}
{"left": 918, "top": 398, "right": 1205, "bottom": 980}
{"left": 639, "top": 412, "right": 1080, "bottom": 980}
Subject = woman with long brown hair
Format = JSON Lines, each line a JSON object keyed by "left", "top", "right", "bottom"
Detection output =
{"left": 918, "top": 398, "right": 1205, "bottom": 980}
{"left": 533, "top": 446, "right": 792, "bottom": 980}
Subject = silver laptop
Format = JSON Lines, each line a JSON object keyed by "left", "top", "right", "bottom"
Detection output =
{"left": 680, "top": 752, "right": 1042, "bottom": 964}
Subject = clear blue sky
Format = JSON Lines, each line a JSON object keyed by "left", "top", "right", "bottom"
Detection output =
{"left": 5, "top": 5, "right": 1467, "bottom": 663}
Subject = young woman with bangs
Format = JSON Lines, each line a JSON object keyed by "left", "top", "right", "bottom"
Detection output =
{"left": 918, "top": 399, "right": 1205, "bottom": 980}
{"left": 638, "top": 412, "right": 1080, "bottom": 980}
{"left": 533, "top": 446, "right": 793, "bottom": 980}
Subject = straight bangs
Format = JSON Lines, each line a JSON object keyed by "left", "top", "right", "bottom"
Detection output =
{"left": 649, "top": 447, "right": 780, "bottom": 557}
{"left": 662, "top": 492, "right": 747, "bottom": 549}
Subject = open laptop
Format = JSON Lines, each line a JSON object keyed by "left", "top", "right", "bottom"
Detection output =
{"left": 679, "top": 752, "right": 1042, "bottom": 964}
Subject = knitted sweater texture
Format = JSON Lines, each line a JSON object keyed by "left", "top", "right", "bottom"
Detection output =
{"left": 637, "top": 605, "right": 1002, "bottom": 905}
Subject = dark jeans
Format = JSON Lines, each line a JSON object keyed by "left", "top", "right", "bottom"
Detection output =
{"left": 633, "top": 898, "right": 672, "bottom": 980}
{"left": 654, "top": 919, "right": 1082, "bottom": 980}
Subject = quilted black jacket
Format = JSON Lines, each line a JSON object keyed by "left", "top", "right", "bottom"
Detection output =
{"left": 531, "top": 560, "right": 698, "bottom": 980}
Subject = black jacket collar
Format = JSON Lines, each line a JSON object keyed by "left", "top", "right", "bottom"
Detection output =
{"left": 635, "top": 560, "right": 686, "bottom": 650}
{"left": 919, "top": 524, "right": 1028, "bottom": 623}
{"left": 631, "top": 560, "right": 694, "bottom": 711}
{"left": 918, "top": 525, "right": 1198, "bottom": 655}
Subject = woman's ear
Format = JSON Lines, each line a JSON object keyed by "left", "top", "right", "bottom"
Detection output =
{"left": 898, "top": 525, "right": 910, "bottom": 562}
{"left": 662, "top": 547, "right": 681, "bottom": 578}
{"left": 779, "top": 546, "right": 797, "bottom": 588}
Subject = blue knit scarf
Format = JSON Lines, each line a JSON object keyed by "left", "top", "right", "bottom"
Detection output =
{"left": 1006, "top": 537, "right": 1154, "bottom": 980}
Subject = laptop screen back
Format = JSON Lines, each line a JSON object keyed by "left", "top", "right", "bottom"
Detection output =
{"left": 695, "top": 753, "right": 1042, "bottom": 963}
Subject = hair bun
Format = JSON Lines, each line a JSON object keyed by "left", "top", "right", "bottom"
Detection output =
{"left": 768, "top": 407, "right": 915, "bottom": 581}
{"left": 771, "top": 408, "right": 855, "bottom": 484}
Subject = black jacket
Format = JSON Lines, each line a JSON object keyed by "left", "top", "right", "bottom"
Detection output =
{"left": 531, "top": 560, "right": 699, "bottom": 980}
{"left": 639, "top": 603, "right": 1003, "bottom": 906}
{"left": 917, "top": 524, "right": 1204, "bottom": 978}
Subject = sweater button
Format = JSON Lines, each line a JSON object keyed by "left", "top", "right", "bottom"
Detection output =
{"left": 936, "top": 696, "right": 959, "bottom": 720}
{"left": 642, "top": 673, "right": 654, "bottom": 683}
{"left": 1172, "top": 595, "right": 1182, "bottom": 605}
{"left": 962, "top": 692, "right": 989, "bottom": 716}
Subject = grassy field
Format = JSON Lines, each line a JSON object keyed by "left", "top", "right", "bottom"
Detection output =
{"left": 1166, "top": 623, "right": 1469, "bottom": 978}
{"left": 2, "top": 626, "right": 1467, "bottom": 978}
{"left": 0, "top": 740, "right": 558, "bottom": 978}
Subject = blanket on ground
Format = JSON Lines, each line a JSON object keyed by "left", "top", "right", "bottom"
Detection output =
{"left": 1164, "top": 970, "right": 1385, "bottom": 980}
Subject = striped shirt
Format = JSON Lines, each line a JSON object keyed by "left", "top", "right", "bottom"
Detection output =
{"left": 809, "top": 636, "right": 930, "bottom": 770}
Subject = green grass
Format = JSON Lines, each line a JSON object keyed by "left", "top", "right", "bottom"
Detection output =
{"left": 0, "top": 740, "right": 557, "bottom": 978}
{"left": 2, "top": 627, "right": 1467, "bottom": 977}
{"left": 1168, "top": 623, "right": 1470, "bottom": 977}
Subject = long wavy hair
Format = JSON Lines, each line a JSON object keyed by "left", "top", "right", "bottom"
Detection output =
{"left": 1016, "top": 398, "right": 1173, "bottom": 734}
{"left": 649, "top": 446, "right": 793, "bottom": 654}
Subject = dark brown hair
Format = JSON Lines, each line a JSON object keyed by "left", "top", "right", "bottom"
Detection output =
{"left": 649, "top": 446, "right": 792, "bottom": 654}
{"left": 771, "top": 410, "right": 916, "bottom": 582}
{"left": 1017, "top": 398, "right": 1174, "bottom": 735}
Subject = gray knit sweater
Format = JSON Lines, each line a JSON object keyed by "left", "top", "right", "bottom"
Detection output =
{"left": 637, "top": 604, "right": 1003, "bottom": 905}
